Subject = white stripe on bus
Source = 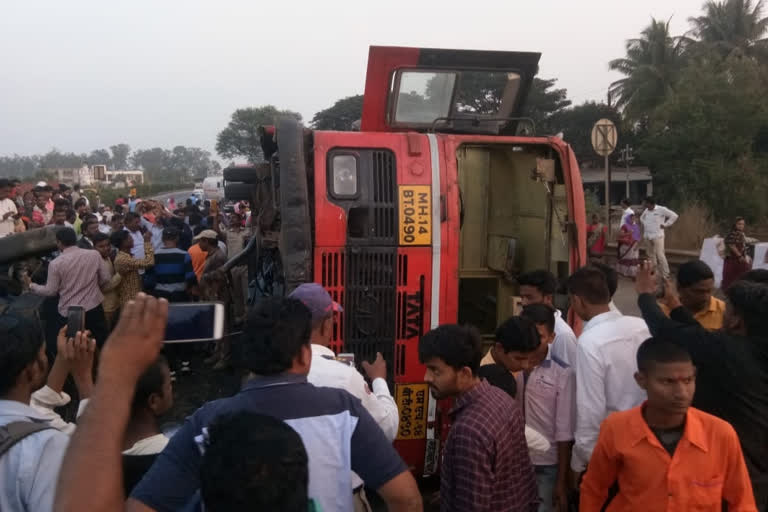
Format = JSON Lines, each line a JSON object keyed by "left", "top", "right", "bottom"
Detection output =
{"left": 426, "top": 133, "right": 441, "bottom": 330}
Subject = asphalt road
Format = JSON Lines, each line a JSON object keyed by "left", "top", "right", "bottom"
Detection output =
{"left": 151, "top": 189, "right": 194, "bottom": 207}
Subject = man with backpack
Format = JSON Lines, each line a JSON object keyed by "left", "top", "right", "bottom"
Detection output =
{"left": 0, "top": 312, "right": 83, "bottom": 511}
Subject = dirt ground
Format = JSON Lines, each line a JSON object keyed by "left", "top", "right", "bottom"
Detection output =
{"left": 161, "top": 345, "right": 240, "bottom": 427}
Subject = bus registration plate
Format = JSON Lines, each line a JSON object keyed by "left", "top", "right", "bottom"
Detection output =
{"left": 395, "top": 383, "right": 429, "bottom": 440}
{"left": 398, "top": 185, "right": 431, "bottom": 246}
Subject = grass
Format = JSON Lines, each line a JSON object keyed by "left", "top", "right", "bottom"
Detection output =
{"left": 664, "top": 202, "right": 719, "bottom": 250}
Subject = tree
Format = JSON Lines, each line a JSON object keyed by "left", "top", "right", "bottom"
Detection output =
{"left": 311, "top": 95, "right": 364, "bottom": 130}
{"left": 521, "top": 78, "right": 572, "bottom": 134}
{"left": 131, "top": 147, "right": 170, "bottom": 182}
{"left": 216, "top": 106, "right": 302, "bottom": 163}
{"left": 638, "top": 54, "right": 768, "bottom": 220}
{"left": 689, "top": 0, "right": 768, "bottom": 59}
{"left": 40, "top": 149, "right": 87, "bottom": 170}
{"left": 609, "top": 18, "right": 688, "bottom": 122}
{"left": 88, "top": 149, "right": 111, "bottom": 167}
{"left": 110, "top": 143, "right": 131, "bottom": 170}
{"left": 132, "top": 146, "right": 219, "bottom": 184}
{"left": 0, "top": 155, "right": 40, "bottom": 178}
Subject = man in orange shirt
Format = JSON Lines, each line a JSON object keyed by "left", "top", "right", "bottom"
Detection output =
{"left": 580, "top": 336, "right": 755, "bottom": 511}
{"left": 188, "top": 227, "right": 207, "bottom": 282}
{"left": 658, "top": 260, "right": 725, "bottom": 331}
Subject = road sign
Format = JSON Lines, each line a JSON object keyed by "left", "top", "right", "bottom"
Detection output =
{"left": 591, "top": 119, "right": 617, "bottom": 157}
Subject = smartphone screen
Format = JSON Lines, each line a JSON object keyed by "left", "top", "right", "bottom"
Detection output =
{"left": 66, "top": 306, "right": 85, "bottom": 339}
{"left": 164, "top": 302, "right": 225, "bottom": 343}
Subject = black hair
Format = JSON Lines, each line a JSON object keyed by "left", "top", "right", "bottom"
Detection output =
{"left": 0, "top": 314, "right": 45, "bottom": 396}
{"left": 567, "top": 266, "right": 610, "bottom": 305}
{"left": 0, "top": 178, "right": 10, "bottom": 189}
{"left": 232, "top": 297, "right": 312, "bottom": 375}
{"left": 162, "top": 228, "right": 180, "bottom": 242}
{"left": 591, "top": 262, "right": 618, "bottom": 298}
{"left": 726, "top": 281, "right": 768, "bottom": 336}
{"left": 192, "top": 225, "right": 205, "bottom": 237}
{"left": 131, "top": 355, "right": 169, "bottom": 413}
{"left": 620, "top": 198, "right": 630, "bottom": 207}
{"left": 83, "top": 213, "right": 98, "bottom": 223}
{"left": 204, "top": 200, "right": 211, "bottom": 207}
{"left": 189, "top": 213, "right": 203, "bottom": 227}
{"left": 201, "top": 411, "right": 309, "bottom": 512}
{"left": 418, "top": 324, "right": 483, "bottom": 374}
{"left": 110, "top": 229, "right": 131, "bottom": 249}
{"left": 73, "top": 184, "right": 80, "bottom": 191}
{"left": 521, "top": 303, "right": 556, "bottom": 334}
{"left": 124, "top": 212, "right": 140, "bottom": 223}
{"left": 111, "top": 212, "right": 124, "bottom": 222}
{"left": 53, "top": 198, "right": 70, "bottom": 211}
{"left": 74, "top": 198, "right": 87, "bottom": 209}
{"left": 56, "top": 227, "right": 77, "bottom": 247}
{"left": 741, "top": 269, "right": 768, "bottom": 285}
{"left": 644, "top": 196, "right": 656, "bottom": 205}
{"left": 477, "top": 364, "right": 517, "bottom": 399}
{"left": 92, "top": 232, "right": 109, "bottom": 244}
{"left": 517, "top": 270, "right": 557, "bottom": 296}
{"left": 637, "top": 336, "right": 692, "bottom": 373}
{"left": 677, "top": 260, "right": 714, "bottom": 288}
{"left": 495, "top": 316, "right": 540, "bottom": 353}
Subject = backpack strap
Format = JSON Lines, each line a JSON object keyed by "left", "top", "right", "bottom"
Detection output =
{"left": 0, "top": 421, "right": 55, "bottom": 458}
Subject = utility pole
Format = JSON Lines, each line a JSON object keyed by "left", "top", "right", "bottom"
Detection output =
{"left": 619, "top": 145, "right": 634, "bottom": 199}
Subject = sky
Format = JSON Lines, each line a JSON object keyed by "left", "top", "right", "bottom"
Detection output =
{"left": 0, "top": 0, "right": 707, "bottom": 161}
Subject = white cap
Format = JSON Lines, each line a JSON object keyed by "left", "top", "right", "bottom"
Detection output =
{"left": 35, "top": 181, "right": 47, "bottom": 187}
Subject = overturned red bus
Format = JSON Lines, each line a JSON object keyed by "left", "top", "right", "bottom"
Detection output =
{"left": 224, "top": 45, "right": 587, "bottom": 476}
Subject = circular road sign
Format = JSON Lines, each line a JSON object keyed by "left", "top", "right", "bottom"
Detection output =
{"left": 591, "top": 118, "right": 617, "bottom": 157}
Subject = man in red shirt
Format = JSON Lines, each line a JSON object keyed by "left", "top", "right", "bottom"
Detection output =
{"left": 580, "top": 336, "right": 755, "bottom": 511}
{"left": 420, "top": 324, "right": 538, "bottom": 512}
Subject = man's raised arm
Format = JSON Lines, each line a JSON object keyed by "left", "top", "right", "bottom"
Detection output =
{"left": 54, "top": 294, "right": 168, "bottom": 512}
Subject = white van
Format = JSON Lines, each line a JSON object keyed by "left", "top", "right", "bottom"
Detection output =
{"left": 203, "top": 177, "right": 224, "bottom": 201}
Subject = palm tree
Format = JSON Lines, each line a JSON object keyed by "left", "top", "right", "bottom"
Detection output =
{"left": 689, "top": 0, "right": 768, "bottom": 59}
{"left": 608, "top": 18, "right": 687, "bottom": 122}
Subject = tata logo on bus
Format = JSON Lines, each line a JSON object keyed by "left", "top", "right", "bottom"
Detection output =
{"left": 404, "top": 291, "right": 422, "bottom": 340}
{"left": 398, "top": 185, "right": 431, "bottom": 245}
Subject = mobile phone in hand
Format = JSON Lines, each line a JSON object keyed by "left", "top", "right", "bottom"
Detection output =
{"left": 66, "top": 306, "right": 85, "bottom": 339}
{"left": 164, "top": 302, "right": 225, "bottom": 343}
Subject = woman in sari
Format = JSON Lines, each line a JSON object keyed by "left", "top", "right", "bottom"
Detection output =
{"left": 722, "top": 217, "right": 751, "bottom": 290}
{"left": 617, "top": 213, "right": 641, "bottom": 277}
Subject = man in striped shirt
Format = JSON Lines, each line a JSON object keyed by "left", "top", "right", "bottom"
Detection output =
{"left": 148, "top": 228, "right": 197, "bottom": 302}
{"left": 24, "top": 227, "right": 111, "bottom": 347}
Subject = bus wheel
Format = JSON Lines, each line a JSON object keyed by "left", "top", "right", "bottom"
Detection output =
{"left": 275, "top": 117, "right": 312, "bottom": 293}
{"left": 223, "top": 163, "right": 271, "bottom": 184}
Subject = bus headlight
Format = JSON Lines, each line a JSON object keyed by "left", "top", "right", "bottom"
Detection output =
{"left": 332, "top": 155, "right": 358, "bottom": 197}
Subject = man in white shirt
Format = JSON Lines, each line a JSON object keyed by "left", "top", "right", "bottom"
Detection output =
{"left": 518, "top": 270, "right": 578, "bottom": 368}
{"left": 289, "top": 283, "right": 399, "bottom": 512}
{"left": 639, "top": 197, "right": 678, "bottom": 279}
{"left": 0, "top": 179, "right": 18, "bottom": 238}
{"left": 566, "top": 266, "right": 650, "bottom": 473}
{"left": 620, "top": 198, "right": 634, "bottom": 226}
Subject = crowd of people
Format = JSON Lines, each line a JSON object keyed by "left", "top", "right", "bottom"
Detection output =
{"left": 1, "top": 176, "right": 768, "bottom": 512}
{"left": 588, "top": 196, "right": 680, "bottom": 280}
{"left": 591, "top": 196, "right": 759, "bottom": 292}
{"left": 0, "top": 178, "right": 253, "bottom": 367}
